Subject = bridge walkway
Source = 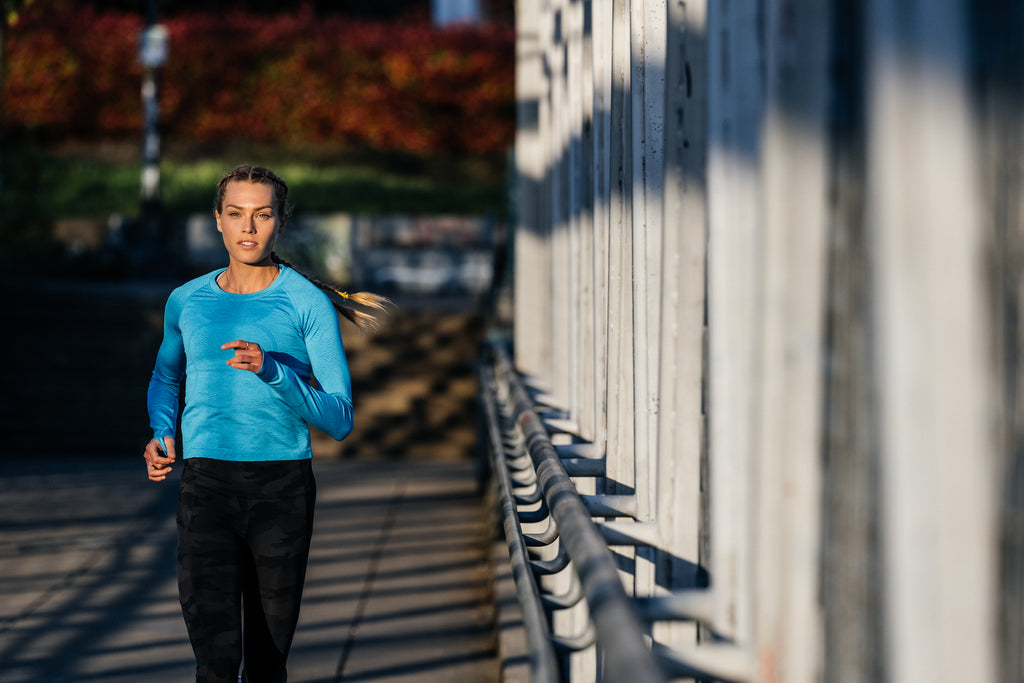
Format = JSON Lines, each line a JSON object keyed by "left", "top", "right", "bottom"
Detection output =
{"left": 0, "top": 455, "right": 502, "bottom": 683}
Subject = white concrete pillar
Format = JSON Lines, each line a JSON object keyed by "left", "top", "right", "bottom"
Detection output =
{"left": 866, "top": 1, "right": 997, "bottom": 681}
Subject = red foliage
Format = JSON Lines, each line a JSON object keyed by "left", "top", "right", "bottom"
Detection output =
{"left": 2, "top": 3, "right": 515, "bottom": 156}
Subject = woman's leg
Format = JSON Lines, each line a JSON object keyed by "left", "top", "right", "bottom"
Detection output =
{"left": 177, "top": 460, "right": 246, "bottom": 683}
{"left": 240, "top": 461, "right": 317, "bottom": 683}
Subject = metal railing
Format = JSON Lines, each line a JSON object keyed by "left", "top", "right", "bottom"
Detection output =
{"left": 482, "top": 340, "right": 764, "bottom": 682}
{"left": 481, "top": 341, "right": 669, "bottom": 683}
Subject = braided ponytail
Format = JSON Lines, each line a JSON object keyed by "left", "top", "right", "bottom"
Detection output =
{"left": 271, "top": 252, "right": 392, "bottom": 330}
{"left": 216, "top": 164, "right": 392, "bottom": 331}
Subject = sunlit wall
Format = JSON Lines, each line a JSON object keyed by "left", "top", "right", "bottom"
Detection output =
{"left": 511, "top": 0, "right": 1024, "bottom": 681}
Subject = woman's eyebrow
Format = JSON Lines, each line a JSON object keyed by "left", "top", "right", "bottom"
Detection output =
{"left": 224, "top": 203, "right": 273, "bottom": 211}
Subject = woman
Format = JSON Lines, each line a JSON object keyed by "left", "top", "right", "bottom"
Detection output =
{"left": 144, "top": 165, "right": 387, "bottom": 683}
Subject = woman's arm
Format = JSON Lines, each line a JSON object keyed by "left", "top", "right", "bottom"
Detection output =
{"left": 148, "top": 295, "right": 186, "bottom": 441}
{"left": 255, "top": 349, "right": 354, "bottom": 441}
{"left": 145, "top": 294, "right": 185, "bottom": 481}
{"left": 222, "top": 291, "right": 354, "bottom": 441}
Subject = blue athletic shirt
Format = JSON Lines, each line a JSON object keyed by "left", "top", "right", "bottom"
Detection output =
{"left": 147, "top": 265, "right": 354, "bottom": 461}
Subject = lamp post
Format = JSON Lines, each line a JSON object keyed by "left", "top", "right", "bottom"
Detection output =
{"left": 138, "top": 1, "right": 166, "bottom": 270}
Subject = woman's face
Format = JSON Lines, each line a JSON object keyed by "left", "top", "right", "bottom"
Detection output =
{"left": 215, "top": 180, "right": 285, "bottom": 267}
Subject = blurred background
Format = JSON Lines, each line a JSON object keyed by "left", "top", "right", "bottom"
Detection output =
{"left": 0, "top": 0, "right": 516, "bottom": 461}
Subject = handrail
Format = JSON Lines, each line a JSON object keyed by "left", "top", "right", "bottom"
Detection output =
{"left": 484, "top": 341, "right": 670, "bottom": 683}
{"left": 480, "top": 362, "right": 561, "bottom": 683}
{"left": 482, "top": 339, "right": 760, "bottom": 682}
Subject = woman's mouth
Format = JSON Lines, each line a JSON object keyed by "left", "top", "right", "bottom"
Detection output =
{"left": 238, "top": 240, "right": 258, "bottom": 249}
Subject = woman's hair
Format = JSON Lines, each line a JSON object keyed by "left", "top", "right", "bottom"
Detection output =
{"left": 215, "top": 164, "right": 292, "bottom": 218}
{"left": 216, "top": 164, "right": 392, "bottom": 330}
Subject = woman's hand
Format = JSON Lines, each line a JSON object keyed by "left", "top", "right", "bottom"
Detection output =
{"left": 145, "top": 437, "right": 176, "bottom": 482}
{"left": 222, "top": 339, "right": 264, "bottom": 374}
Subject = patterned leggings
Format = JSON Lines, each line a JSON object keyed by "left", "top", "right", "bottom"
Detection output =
{"left": 177, "top": 457, "right": 316, "bottom": 683}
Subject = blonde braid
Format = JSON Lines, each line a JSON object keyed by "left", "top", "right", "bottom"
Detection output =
{"left": 271, "top": 252, "right": 392, "bottom": 330}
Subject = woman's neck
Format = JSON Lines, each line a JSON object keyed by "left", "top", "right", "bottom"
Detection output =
{"left": 218, "top": 263, "right": 280, "bottom": 294}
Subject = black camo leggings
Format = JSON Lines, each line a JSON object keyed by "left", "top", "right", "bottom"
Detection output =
{"left": 177, "top": 457, "right": 316, "bottom": 683}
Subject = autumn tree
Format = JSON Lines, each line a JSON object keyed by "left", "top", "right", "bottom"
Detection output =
{"left": 1, "top": 0, "right": 35, "bottom": 134}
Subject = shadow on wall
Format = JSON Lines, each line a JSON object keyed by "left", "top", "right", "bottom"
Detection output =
{"left": 313, "top": 300, "right": 486, "bottom": 460}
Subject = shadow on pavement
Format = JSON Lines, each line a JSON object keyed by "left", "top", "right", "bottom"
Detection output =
{"left": 0, "top": 457, "right": 498, "bottom": 682}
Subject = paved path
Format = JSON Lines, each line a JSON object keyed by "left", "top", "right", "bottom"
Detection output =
{"left": 0, "top": 456, "right": 498, "bottom": 683}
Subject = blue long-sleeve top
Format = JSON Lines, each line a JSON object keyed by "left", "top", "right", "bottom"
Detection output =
{"left": 147, "top": 265, "right": 354, "bottom": 461}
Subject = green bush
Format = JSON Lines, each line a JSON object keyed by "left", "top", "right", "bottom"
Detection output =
{"left": 0, "top": 142, "right": 506, "bottom": 221}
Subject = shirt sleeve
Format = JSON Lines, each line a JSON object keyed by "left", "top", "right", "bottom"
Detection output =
{"left": 257, "top": 289, "right": 354, "bottom": 441}
{"left": 147, "top": 290, "right": 186, "bottom": 441}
